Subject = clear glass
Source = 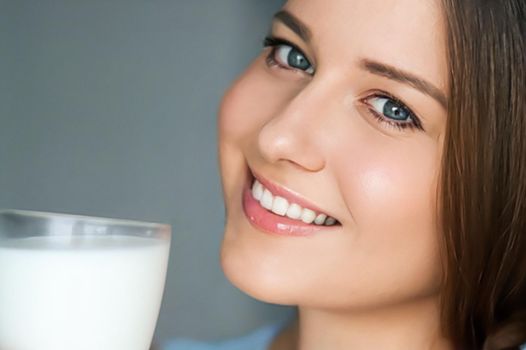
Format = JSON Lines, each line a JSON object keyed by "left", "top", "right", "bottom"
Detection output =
{"left": 0, "top": 209, "right": 171, "bottom": 350}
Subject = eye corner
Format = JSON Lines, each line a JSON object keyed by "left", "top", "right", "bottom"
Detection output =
{"left": 358, "top": 93, "right": 383, "bottom": 108}
{"left": 262, "top": 36, "right": 316, "bottom": 77}
{"left": 262, "top": 35, "right": 280, "bottom": 48}
{"left": 358, "top": 91, "right": 426, "bottom": 133}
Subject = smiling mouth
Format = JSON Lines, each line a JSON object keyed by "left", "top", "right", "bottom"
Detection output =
{"left": 249, "top": 178, "right": 339, "bottom": 226}
{"left": 241, "top": 169, "right": 341, "bottom": 236}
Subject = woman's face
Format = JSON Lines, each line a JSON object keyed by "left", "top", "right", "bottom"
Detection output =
{"left": 218, "top": 0, "right": 448, "bottom": 310}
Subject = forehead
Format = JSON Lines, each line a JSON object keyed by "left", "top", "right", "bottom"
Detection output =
{"left": 282, "top": 0, "right": 448, "bottom": 92}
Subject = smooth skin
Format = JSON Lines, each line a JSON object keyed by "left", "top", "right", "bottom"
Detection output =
{"left": 218, "top": 0, "right": 452, "bottom": 349}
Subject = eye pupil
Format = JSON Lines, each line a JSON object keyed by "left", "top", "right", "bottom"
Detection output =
{"left": 287, "top": 48, "right": 310, "bottom": 70}
{"left": 384, "top": 100, "right": 409, "bottom": 121}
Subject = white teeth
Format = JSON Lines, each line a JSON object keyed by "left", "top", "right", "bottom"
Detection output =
{"left": 300, "top": 208, "right": 316, "bottom": 224}
{"left": 285, "top": 203, "right": 302, "bottom": 220}
{"left": 251, "top": 179, "right": 337, "bottom": 226}
{"left": 260, "top": 189, "right": 274, "bottom": 210}
{"left": 252, "top": 180, "right": 264, "bottom": 201}
{"left": 325, "top": 217, "right": 337, "bottom": 226}
{"left": 271, "top": 196, "right": 289, "bottom": 216}
{"left": 314, "top": 213, "right": 327, "bottom": 225}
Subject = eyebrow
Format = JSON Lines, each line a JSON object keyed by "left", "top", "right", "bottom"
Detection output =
{"left": 360, "top": 58, "right": 448, "bottom": 109}
{"left": 272, "top": 9, "right": 448, "bottom": 109}
{"left": 360, "top": 59, "right": 448, "bottom": 109}
{"left": 272, "top": 10, "right": 312, "bottom": 43}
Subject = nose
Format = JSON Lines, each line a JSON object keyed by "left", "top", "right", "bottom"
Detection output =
{"left": 257, "top": 83, "right": 328, "bottom": 172}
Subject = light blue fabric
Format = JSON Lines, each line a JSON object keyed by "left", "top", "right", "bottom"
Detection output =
{"left": 161, "top": 322, "right": 286, "bottom": 350}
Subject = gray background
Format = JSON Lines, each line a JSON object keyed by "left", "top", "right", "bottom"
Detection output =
{"left": 0, "top": 0, "right": 294, "bottom": 343}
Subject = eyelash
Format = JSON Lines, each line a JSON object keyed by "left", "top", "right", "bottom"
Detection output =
{"left": 262, "top": 36, "right": 312, "bottom": 74}
{"left": 261, "top": 35, "right": 424, "bottom": 132}
{"left": 360, "top": 93, "right": 424, "bottom": 132}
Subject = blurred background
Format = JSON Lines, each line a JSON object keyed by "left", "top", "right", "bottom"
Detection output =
{"left": 0, "top": 0, "right": 294, "bottom": 344}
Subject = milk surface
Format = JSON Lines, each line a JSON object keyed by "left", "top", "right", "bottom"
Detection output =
{"left": 0, "top": 235, "right": 170, "bottom": 350}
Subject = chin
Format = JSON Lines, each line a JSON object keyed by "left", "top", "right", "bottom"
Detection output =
{"left": 219, "top": 221, "right": 299, "bottom": 306}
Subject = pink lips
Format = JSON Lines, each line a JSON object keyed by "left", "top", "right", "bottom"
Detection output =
{"left": 242, "top": 173, "right": 339, "bottom": 237}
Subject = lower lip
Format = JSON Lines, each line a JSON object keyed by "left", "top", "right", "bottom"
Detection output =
{"left": 242, "top": 183, "right": 332, "bottom": 237}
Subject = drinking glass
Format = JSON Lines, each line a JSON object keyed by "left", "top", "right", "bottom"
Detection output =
{"left": 0, "top": 209, "right": 171, "bottom": 350}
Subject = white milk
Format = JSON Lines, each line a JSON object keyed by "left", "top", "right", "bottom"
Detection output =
{"left": 0, "top": 235, "right": 170, "bottom": 350}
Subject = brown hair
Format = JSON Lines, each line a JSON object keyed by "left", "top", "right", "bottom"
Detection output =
{"left": 439, "top": 0, "right": 526, "bottom": 349}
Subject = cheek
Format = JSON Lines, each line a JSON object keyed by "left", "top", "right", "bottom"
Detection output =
{"left": 217, "top": 60, "right": 264, "bottom": 200}
{"left": 218, "top": 56, "right": 302, "bottom": 197}
{"left": 218, "top": 55, "right": 307, "bottom": 146}
{"left": 337, "top": 131, "right": 440, "bottom": 232}
{"left": 219, "top": 56, "right": 285, "bottom": 145}
{"left": 217, "top": 71, "right": 256, "bottom": 150}
{"left": 331, "top": 137, "right": 443, "bottom": 298}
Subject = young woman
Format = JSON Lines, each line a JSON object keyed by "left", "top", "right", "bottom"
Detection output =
{"left": 165, "top": 0, "right": 525, "bottom": 349}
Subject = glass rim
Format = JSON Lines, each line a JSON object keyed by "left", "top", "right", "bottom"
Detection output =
{"left": 0, "top": 209, "right": 171, "bottom": 232}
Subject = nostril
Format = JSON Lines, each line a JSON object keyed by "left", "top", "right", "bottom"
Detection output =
{"left": 257, "top": 117, "right": 326, "bottom": 172}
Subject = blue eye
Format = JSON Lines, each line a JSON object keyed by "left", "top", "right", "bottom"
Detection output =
{"left": 272, "top": 45, "right": 315, "bottom": 74}
{"left": 263, "top": 36, "right": 315, "bottom": 75}
{"left": 370, "top": 96, "right": 412, "bottom": 122}
{"left": 362, "top": 94, "right": 424, "bottom": 131}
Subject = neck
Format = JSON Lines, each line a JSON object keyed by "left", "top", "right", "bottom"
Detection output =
{"left": 293, "top": 296, "right": 453, "bottom": 350}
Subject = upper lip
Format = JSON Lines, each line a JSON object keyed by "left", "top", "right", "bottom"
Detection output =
{"left": 250, "top": 170, "right": 340, "bottom": 223}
